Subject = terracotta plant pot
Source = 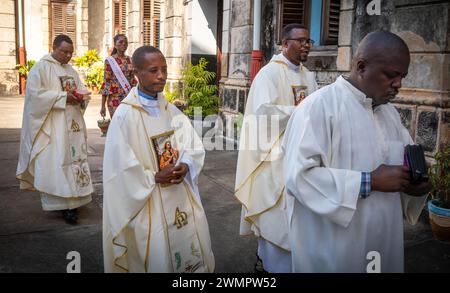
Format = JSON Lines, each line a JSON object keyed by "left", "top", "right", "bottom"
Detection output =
{"left": 428, "top": 200, "right": 450, "bottom": 242}
{"left": 97, "top": 117, "right": 111, "bottom": 137}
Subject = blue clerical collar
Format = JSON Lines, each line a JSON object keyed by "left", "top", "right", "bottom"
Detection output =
{"left": 138, "top": 89, "right": 157, "bottom": 100}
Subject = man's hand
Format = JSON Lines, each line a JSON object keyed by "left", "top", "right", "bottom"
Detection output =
{"left": 66, "top": 92, "right": 80, "bottom": 104}
{"left": 170, "top": 163, "right": 189, "bottom": 184}
{"left": 155, "top": 164, "right": 177, "bottom": 184}
{"left": 155, "top": 163, "right": 189, "bottom": 185}
{"left": 371, "top": 164, "right": 411, "bottom": 192}
{"left": 404, "top": 181, "right": 432, "bottom": 197}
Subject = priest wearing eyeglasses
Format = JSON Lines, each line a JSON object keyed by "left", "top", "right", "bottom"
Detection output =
{"left": 234, "top": 23, "right": 318, "bottom": 273}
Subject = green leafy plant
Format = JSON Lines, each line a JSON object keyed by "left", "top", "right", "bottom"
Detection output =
{"left": 164, "top": 83, "right": 187, "bottom": 111}
{"left": 181, "top": 58, "right": 219, "bottom": 117}
{"left": 85, "top": 61, "right": 104, "bottom": 90}
{"left": 15, "top": 60, "right": 36, "bottom": 77}
{"left": 234, "top": 112, "right": 244, "bottom": 137}
{"left": 164, "top": 83, "right": 180, "bottom": 103}
{"left": 429, "top": 146, "right": 450, "bottom": 208}
{"left": 73, "top": 49, "right": 101, "bottom": 68}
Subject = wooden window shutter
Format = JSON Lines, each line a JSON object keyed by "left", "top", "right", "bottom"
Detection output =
{"left": 50, "top": 1, "right": 77, "bottom": 49}
{"left": 113, "top": 0, "right": 127, "bottom": 36}
{"left": 120, "top": 0, "right": 127, "bottom": 34}
{"left": 276, "top": 0, "right": 310, "bottom": 44}
{"left": 321, "top": 0, "right": 340, "bottom": 45}
{"left": 142, "top": 0, "right": 160, "bottom": 47}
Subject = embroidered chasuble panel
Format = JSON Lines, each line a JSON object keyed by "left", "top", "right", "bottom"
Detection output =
{"left": 143, "top": 112, "right": 207, "bottom": 273}
{"left": 60, "top": 76, "right": 92, "bottom": 195}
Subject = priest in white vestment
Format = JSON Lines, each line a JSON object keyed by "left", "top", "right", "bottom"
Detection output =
{"left": 234, "top": 24, "right": 317, "bottom": 273}
{"left": 16, "top": 35, "right": 93, "bottom": 224}
{"left": 282, "top": 31, "right": 432, "bottom": 273}
{"left": 102, "top": 46, "right": 215, "bottom": 273}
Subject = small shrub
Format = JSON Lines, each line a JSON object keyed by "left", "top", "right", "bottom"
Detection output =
{"left": 15, "top": 60, "right": 36, "bottom": 77}
{"left": 429, "top": 146, "right": 450, "bottom": 208}
{"left": 85, "top": 61, "right": 104, "bottom": 90}
{"left": 73, "top": 49, "right": 101, "bottom": 68}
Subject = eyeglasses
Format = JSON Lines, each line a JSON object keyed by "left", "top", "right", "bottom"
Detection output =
{"left": 286, "top": 38, "right": 315, "bottom": 46}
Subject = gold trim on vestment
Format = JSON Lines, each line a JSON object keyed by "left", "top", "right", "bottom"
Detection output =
{"left": 142, "top": 108, "right": 176, "bottom": 271}
{"left": 144, "top": 198, "right": 152, "bottom": 273}
{"left": 111, "top": 205, "right": 147, "bottom": 272}
{"left": 150, "top": 130, "right": 175, "bottom": 140}
{"left": 183, "top": 181, "right": 214, "bottom": 272}
{"left": 109, "top": 103, "right": 161, "bottom": 273}
{"left": 17, "top": 96, "right": 58, "bottom": 183}
{"left": 234, "top": 129, "right": 285, "bottom": 194}
{"left": 16, "top": 177, "right": 93, "bottom": 198}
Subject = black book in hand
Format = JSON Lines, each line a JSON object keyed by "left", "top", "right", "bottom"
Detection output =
{"left": 404, "top": 144, "right": 428, "bottom": 185}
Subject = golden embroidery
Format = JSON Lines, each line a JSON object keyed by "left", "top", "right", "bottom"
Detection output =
{"left": 174, "top": 207, "right": 188, "bottom": 229}
{"left": 71, "top": 119, "right": 81, "bottom": 132}
{"left": 74, "top": 159, "right": 91, "bottom": 187}
{"left": 185, "top": 261, "right": 202, "bottom": 273}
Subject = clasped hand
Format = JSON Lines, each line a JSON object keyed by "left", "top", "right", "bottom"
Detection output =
{"left": 155, "top": 163, "right": 189, "bottom": 185}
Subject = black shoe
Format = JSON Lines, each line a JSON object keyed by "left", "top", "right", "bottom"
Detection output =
{"left": 62, "top": 209, "right": 78, "bottom": 224}
{"left": 254, "top": 254, "right": 268, "bottom": 274}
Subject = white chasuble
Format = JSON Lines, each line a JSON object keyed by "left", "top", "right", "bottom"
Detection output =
{"left": 234, "top": 53, "right": 317, "bottom": 272}
{"left": 16, "top": 54, "right": 93, "bottom": 210}
{"left": 102, "top": 88, "right": 214, "bottom": 273}
{"left": 282, "top": 76, "right": 428, "bottom": 273}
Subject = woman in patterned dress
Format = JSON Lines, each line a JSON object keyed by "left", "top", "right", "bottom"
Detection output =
{"left": 100, "top": 34, "right": 137, "bottom": 118}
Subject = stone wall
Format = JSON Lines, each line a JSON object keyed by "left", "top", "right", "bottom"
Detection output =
{"left": 218, "top": 0, "right": 449, "bottom": 153}
{"left": 0, "top": 0, "right": 18, "bottom": 95}
{"left": 351, "top": 0, "right": 449, "bottom": 156}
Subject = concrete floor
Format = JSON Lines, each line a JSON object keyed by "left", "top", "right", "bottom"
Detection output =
{"left": 0, "top": 95, "right": 448, "bottom": 273}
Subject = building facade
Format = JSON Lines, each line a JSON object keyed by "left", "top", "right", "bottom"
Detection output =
{"left": 215, "top": 0, "right": 449, "bottom": 156}
{"left": 0, "top": 0, "right": 161, "bottom": 95}
{"left": 1, "top": 0, "right": 448, "bottom": 155}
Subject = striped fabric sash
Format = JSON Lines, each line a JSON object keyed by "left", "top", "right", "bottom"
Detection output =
{"left": 106, "top": 56, "right": 132, "bottom": 94}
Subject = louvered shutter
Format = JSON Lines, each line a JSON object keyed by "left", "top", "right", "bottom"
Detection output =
{"left": 113, "top": 0, "right": 127, "bottom": 36}
{"left": 142, "top": 0, "right": 160, "bottom": 47}
{"left": 276, "top": 0, "right": 310, "bottom": 44}
{"left": 321, "top": 0, "right": 340, "bottom": 45}
{"left": 282, "top": 0, "right": 308, "bottom": 26}
{"left": 51, "top": 1, "right": 77, "bottom": 48}
{"left": 120, "top": 0, "right": 127, "bottom": 34}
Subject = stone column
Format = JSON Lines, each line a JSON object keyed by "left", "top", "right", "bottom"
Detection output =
{"left": 88, "top": 0, "right": 105, "bottom": 56}
{"left": 0, "top": 0, "right": 18, "bottom": 95}
{"left": 127, "top": 0, "right": 142, "bottom": 54}
{"left": 76, "top": 0, "right": 89, "bottom": 56}
{"left": 219, "top": 0, "right": 253, "bottom": 116}
{"left": 103, "top": 0, "right": 112, "bottom": 56}
{"left": 42, "top": 0, "right": 50, "bottom": 53}
{"left": 160, "top": 0, "right": 186, "bottom": 89}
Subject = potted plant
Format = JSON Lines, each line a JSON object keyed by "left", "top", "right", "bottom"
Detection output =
{"left": 428, "top": 145, "right": 450, "bottom": 242}
{"left": 73, "top": 49, "right": 102, "bottom": 92}
{"left": 85, "top": 61, "right": 104, "bottom": 94}
{"left": 16, "top": 59, "right": 36, "bottom": 84}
